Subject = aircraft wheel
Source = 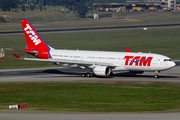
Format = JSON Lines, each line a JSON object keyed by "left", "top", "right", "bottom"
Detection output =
{"left": 81, "top": 73, "right": 86, "bottom": 77}
{"left": 81, "top": 73, "right": 94, "bottom": 77}
{"left": 90, "top": 73, "right": 93, "bottom": 77}
{"left": 86, "top": 73, "right": 90, "bottom": 77}
{"left": 155, "top": 71, "right": 160, "bottom": 79}
{"left": 87, "top": 73, "right": 93, "bottom": 77}
{"left": 155, "top": 75, "right": 159, "bottom": 79}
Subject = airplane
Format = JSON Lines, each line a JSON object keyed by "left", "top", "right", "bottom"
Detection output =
{"left": 12, "top": 19, "right": 176, "bottom": 78}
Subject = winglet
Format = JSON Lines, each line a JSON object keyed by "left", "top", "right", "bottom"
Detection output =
{"left": 126, "top": 48, "right": 131, "bottom": 52}
{"left": 13, "top": 53, "right": 22, "bottom": 59}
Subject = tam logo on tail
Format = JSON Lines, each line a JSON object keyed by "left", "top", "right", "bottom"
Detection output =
{"left": 21, "top": 19, "right": 51, "bottom": 50}
{"left": 24, "top": 24, "right": 41, "bottom": 46}
{"left": 21, "top": 19, "right": 52, "bottom": 59}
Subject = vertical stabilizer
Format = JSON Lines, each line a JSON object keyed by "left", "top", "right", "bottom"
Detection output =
{"left": 21, "top": 19, "right": 50, "bottom": 50}
{"left": 21, "top": 19, "right": 52, "bottom": 59}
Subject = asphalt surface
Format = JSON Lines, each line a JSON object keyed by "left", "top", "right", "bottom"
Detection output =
{"left": 0, "top": 66, "right": 180, "bottom": 85}
{"left": 1, "top": 23, "right": 180, "bottom": 35}
{"left": 1, "top": 22, "right": 180, "bottom": 120}
{"left": 0, "top": 65, "right": 180, "bottom": 120}
{"left": 1, "top": 109, "right": 180, "bottom": 120}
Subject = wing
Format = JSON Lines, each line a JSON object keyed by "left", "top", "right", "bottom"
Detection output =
{"left": 24, "top": 58, "right": 119, "bottom": 68}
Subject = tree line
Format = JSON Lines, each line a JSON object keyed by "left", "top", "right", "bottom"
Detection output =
{"left": 0, "top": 0, "right": 125, "bottom": 18}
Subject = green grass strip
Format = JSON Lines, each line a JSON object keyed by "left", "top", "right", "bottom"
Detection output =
{"left": 1, "top": 27, "right": 180, "bottom": 69}
{"left": 0, "top": 83, "right": 180, "bottom": 112}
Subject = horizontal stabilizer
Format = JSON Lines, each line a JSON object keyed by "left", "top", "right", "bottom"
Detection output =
{"left": 13, "top": 53, "right": 22, "bottom": 59}
{"left": 6, "top": 48, "right": 37, "bottom": 55}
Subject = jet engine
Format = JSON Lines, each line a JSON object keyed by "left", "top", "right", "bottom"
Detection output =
{"left": 93, "top": 66, "right": 111, "bottom": 76}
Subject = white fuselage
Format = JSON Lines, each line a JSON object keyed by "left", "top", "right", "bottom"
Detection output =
{"left": 20, "top": 19, "right": 176, "bottom": 77}
{"left": 49, "top": 49, "right": 176, "bottom": 72}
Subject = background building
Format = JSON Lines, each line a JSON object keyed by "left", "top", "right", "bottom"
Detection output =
{"left": 93, "top": 0, "right": 177, "bottom": 10}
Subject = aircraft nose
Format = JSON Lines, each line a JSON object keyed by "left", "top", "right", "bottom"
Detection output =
{"left": 172, "top": 61, "right": 176, "bottom": 67}
{"left": 171, "top": 61, "right": 176, "bottom": 68}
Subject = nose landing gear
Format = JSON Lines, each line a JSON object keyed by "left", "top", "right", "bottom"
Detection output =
{"left": 155, "top": 71, "right": 160, "bottom": 79}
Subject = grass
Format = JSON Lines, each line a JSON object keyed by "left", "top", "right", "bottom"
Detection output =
{"left": 0, "top": 27, "right": 180, "bottom": 69}
{"left": 0, "top": 83, "right": 180, "bottom": 112}
{"left": 0, "top": 12, "right": 180, "bottom": 69}
{"left": 0, "top": 12, "right": 180, "bottom": 32}
{"left": 0, "top": 10, "right": 179, "bottom": 113}
{"left": 0, "top": 6, "right": 80, "bottom": 23}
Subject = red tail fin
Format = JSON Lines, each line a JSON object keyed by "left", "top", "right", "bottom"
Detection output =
{"left": 21, "top": 19, "right": 52, "bottom": 59}
{"left": 21, "top": 19, "right": 50, "bottom": 50}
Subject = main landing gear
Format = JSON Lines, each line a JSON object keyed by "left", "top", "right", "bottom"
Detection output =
{"left": 81, "top": 73, "right": 93, "bottom": 77}
{"left": 155, "top": 71, "right": 160, "bottom": 79}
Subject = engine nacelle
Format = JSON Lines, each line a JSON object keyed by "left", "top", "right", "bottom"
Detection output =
{"left": 93, "top": 66, "right": 111, "bottom": 76}
{"left": 130, "top": 71, "right": 144, "bottom": 74}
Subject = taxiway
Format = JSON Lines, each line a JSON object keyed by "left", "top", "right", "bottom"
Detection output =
{"left": 0, "top": 65, "right": 180, "bottom": 120}
{"left": 0, "top": 66, "right": 180, "bottom": 85}
{"left": 1, "top": 109, "right": 180, "bottom": 120}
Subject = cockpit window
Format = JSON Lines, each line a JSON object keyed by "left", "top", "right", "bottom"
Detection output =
{"left": 164, "top": 59, "right": 172, "bottom": 61}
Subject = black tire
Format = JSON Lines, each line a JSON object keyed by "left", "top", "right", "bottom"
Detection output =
{"left": 155, "top": 75, "right": 159, "bottom": 79}
{"left": 87, "top": 73, "right": 90, "bottom": 77}
{"left": 81, "top": 73, "right": 86, "bottom": 77}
